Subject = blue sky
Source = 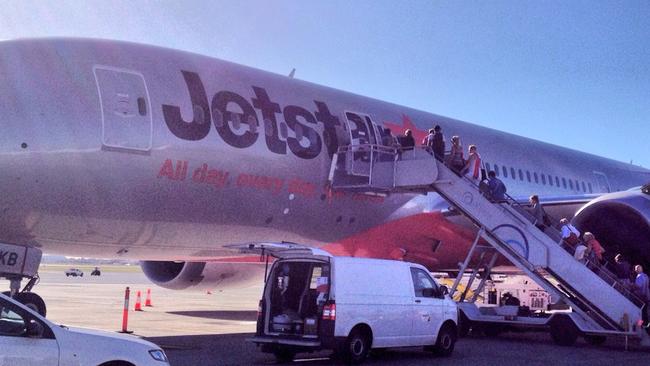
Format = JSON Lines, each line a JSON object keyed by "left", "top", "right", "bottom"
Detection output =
{"left": 2, "top": 0, "right": 649, "bottom": 167}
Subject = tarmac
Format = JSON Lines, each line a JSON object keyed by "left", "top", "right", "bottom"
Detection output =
{"left": 3, "top": 265, "right": 650, "bottom": 366}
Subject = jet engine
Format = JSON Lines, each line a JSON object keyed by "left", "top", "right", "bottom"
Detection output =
{"left": 572, "top": 186, "right": 650, "bottom": 265}
{"left": 140, "top": 260, "right": 265, "bottom": 290}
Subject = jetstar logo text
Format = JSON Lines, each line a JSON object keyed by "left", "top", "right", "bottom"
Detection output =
{"left": 162, "top": 71, "right": 343, "bottom": 159}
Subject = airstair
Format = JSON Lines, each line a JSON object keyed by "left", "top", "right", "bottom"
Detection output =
{"left": 328, "top": 144, "right": 649, "bottom": 345}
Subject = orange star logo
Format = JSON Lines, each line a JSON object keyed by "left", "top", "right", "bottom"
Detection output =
{"left": 383, "top": 114, "right": 428, "bottom": 143}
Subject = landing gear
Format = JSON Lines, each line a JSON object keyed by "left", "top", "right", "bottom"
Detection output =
{"left": 3, "top": 275, "right": 47, "bottom": 317}
{"left": 0, "top": 243, "right": 47, "bottom": 317}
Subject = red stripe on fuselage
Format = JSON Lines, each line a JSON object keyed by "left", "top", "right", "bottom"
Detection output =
{"left": 322, "top": 211, "right": 478, "bottom": 270}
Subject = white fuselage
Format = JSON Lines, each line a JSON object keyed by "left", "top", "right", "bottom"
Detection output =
{"left": 0, "top": 38, "right": 648, "bottom": 263}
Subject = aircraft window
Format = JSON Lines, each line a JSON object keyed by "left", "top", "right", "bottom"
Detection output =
{"left": 279, "top": 122, "right": 288, "bottom": 139}
{"left": 503, "top": 166, "right": 508, "bottom": 178}
{"left": 526, "top": 171, "right": 531, "bottom": 182}
{"left": 569, "top": 179, "right": 574, "bottom": 190}
{"left": 575, "top": 180, "right": 580, "bottom": 191}
{"left": 542, "top": 174, "right": 548, "bottom": 185}
{"left": 518, "top": 169, "right": 524, "bottom": 181}
{"left": 510, "top": 167, "right": 516, "bottom": 179}
{"left": 264, "top": 119, "right": 274, "bottom": 137}
{"left": 534, "top": 172, "right": 539, "bottom": 184}
{"left": 494, "top": 165, "right": 500, "bottom": 177}
{"left": 588, "top": 182, "right": 593, "bottom": 193}
{"left": 485, "top": 163, "right": 491, "bottom": 172}
{"left": 555, "top": 176, "right": 560, "bottom": 187}
{"left": 547, "top": 175, "right": 552, "bottom": 186}
{"left": 581, "top": 181, "right": 586, "bottom": 192}
{"left": 562, "top": 178, "right": 567, "bottom": 189}
{"left": 212, "top": 109, "right": 223, "bottom": 127}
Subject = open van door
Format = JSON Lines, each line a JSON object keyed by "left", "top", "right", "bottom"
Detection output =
{"left": 225, "top": 242, "right": 332, "bottom": 259}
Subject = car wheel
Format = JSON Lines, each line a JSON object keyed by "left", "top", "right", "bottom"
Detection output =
{"left": 432, "top": 323, "right": 457, "bottom": 357}
{"left": 272, "top": 347, "right": 295, "bottom": 363}
{"left": 342, "top": 328, "right": 370, "bottom": 364}
{"left": 550, "top": 315, "right": 579, "bottom": 346}
{"left": 14, "top": 292, "right": 47, "bottom": 317}
{"left": 66, "top": 274, "right": 70, "bottom": 277}
{"left": 80, "top": 273, "right": 83, "bottom": 277}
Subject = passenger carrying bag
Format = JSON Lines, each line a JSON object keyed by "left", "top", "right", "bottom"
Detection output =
{"left": 565, "top": 231, "right": 580, "bottom": 246}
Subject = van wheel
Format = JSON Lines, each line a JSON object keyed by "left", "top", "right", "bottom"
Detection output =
{"left": 550, "top": 315, "right": 579, "bottom": 346}
{"left": 342, "top": 329, "right": 370, "bottom": 364}
{"left": 432, "top": 323, "right": 457, "bottom": 357}
{"left": 272, "top": 347, "right": 295, "bottom": 363}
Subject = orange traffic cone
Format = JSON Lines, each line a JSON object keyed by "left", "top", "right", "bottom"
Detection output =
{"left": 134, "top": 290, "right": 143, "bottom": 311}
{"left": 145, "top": 289, "right": 153, "bottom": 307}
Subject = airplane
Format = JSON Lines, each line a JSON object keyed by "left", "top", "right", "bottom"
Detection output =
{"left": 0, "top": 38, "right": 649, "bottom": 315}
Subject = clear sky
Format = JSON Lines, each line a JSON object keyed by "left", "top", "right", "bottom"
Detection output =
{"left": 2, "top": 0, "right": 649, "bottom": 167}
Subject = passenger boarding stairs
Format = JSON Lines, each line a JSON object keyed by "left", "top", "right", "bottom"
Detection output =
{"left": 328, "top": 144, "right": 646, "bottom": 338}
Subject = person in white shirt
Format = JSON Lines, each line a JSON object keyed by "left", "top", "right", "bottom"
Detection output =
{"left": 464, "top": 145, "right": 482, "bottom": 182}
{"left": 560, "top": 218, "right": 581, "bottom": 251}
{"left": 573, "top": 243, "right": 589, "bottom": 264}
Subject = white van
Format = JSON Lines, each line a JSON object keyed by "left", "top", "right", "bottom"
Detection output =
{"left": 236, "top": 243, "right": 458, "bottom": 364}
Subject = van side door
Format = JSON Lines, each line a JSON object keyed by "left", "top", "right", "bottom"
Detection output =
{"left": 409, "top": 267, "right": 444, "bottom": 345}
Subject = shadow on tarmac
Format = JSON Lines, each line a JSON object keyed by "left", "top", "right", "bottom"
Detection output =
{"left": 167, "top": 310, "right": 258, "bottom": 321}
{"left": 146, "top": 331, "right": 650, "bottom": 366}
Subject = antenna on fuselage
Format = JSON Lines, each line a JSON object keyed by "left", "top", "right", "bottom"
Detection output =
{"left": 288, "top": 68, "right": 296, "bottom": 78}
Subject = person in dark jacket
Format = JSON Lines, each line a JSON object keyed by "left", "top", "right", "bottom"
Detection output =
{"left": 401, "top": 129, "right": 415, "bottom": 151}
{"left": 613, "top": 254, "right": 633, "bottom": 285}
{"left": 430, "top": 125, "right": 445, "bottom": 160}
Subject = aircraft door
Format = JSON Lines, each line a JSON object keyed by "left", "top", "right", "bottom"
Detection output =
{"left": 343, "top": 111, "right": 382, "bottom": 176}
{"left": 344, "top": 111, "right": 381, "bottom": 147}
{"left": 93, "top": 66, "right": 153, "bottom": 152}
{"left": 593, "top": 171, "right": 611, "bottom": 193}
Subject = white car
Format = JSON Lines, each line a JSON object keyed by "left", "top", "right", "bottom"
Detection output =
{"left": 0, "top": 293, "right": 169, "bottom": 366}
{"left": 242, "top": 243, "right": 458, "bottom": 364}
{"left": 64, "top": 268, "right": 83, "bottom": 277}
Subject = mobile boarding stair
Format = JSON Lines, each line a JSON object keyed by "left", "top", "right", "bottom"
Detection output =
{"left": 328, "top": 144, "right": 650, "bottom": 347}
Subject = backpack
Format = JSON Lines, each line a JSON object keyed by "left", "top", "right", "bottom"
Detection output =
{"left": 564, "top": 230, "right": 580, "bottom": 246}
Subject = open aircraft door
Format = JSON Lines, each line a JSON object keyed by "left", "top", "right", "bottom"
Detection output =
{"left": 343, "top": 111, "right": 383, "bottom": 176}
{"left": 93, "top": 65, "right": 153, "bottom": 152}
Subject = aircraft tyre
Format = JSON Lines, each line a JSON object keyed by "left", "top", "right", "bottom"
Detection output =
{"left": 584, "top": 335, "right": 607, "bottom": 346}
{"left": 549, "top": 315, "right": 579, "bottom": 346}
{"left": 272, "top": 347, "right": 296, "bottom": 363}
{"left": 431, "top": 322, "right": 457, "bottom": 357}
{"left": 2, "top": 291, "right": 47, "bottom": 317}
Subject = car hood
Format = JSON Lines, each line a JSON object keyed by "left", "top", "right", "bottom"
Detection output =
{"left": 63, "top": 326, "right": 158, "bottom": 348}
